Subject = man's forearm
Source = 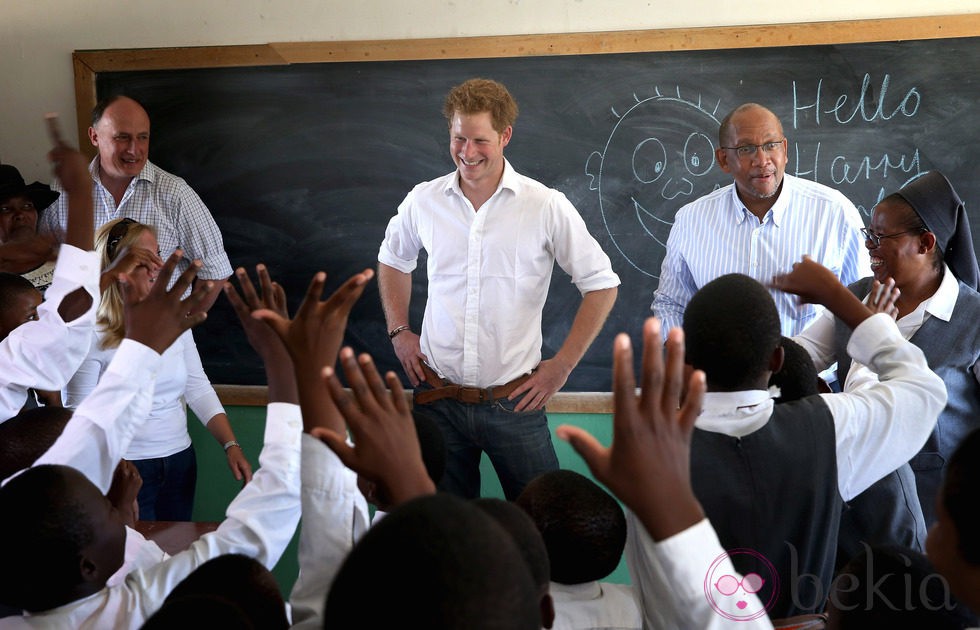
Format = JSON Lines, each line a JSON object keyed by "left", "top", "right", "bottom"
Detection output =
{"left": 553, "top": 287, "right": 618, "bottom": 368}
{"left": 377, "top": 263, "right": 413, "bottom": 331}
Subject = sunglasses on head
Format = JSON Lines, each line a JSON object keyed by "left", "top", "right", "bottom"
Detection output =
{"left": 106, "top": 218, "right": 138, "bottom": 261}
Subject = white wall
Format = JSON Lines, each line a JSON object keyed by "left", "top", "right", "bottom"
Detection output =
{"left": 1, "top": 0, "right": 976, "bottom": 181}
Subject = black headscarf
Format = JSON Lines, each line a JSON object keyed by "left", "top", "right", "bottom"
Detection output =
{"left": 895, "top": 171, "right": 979, "bottom": 291}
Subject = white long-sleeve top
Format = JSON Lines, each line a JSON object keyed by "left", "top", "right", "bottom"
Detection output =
{"left": 63, "top": 329, "right": 225, "bottom": 459}
{"left": 0, "top": 244, "right": 99, "bottom": 421}
{"left": 288, "top": 435, "right": 370, "bottom": 629}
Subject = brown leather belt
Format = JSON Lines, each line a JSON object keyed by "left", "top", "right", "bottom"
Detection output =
{"left": 414, "top": 363, "right": 531, "bottom": 405}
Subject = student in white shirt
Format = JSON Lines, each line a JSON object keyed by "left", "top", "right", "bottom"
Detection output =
{"left": 0, "top": 253, "right": 304, "bottom": 630}
{"left": 556, "top": 259, "right": 947, "bottom": 628}
{"left": 516, "top": 470, "right": 641, "bottom": 630}
{"left": 0, "top": 141, "right": 97, "bottom": 422}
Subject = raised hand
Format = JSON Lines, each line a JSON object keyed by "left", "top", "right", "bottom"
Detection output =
{"left": 866, "top": 277, "right": 900, "bottom": 320}
{"left": 314, "top": 347, "right": 434, "bottom": 507}
{"left": 106, "top": 459, "right": 142, "bottom": 527}
{"left": 224, "top": 264, "right": 296, "bottom": 404}
{"left": 122, "top": 250, "right": 210, "bottom": 354}
{"left": 46, "top": 115, "right": 94, "bottom": 252}
{"left": 556, "top": 318, "right": 707, "bottom": 541}
{"left": 101, "top": 245, "right": 164, "bottom": 293}
{"left": 771, "top": 256, "right": 873, "bottom": 330}
{"left": 252, "top": 268, "right": 373, "bottom": 434}
{"left": 253, "top": 269, "right": 374, "bottom": 370}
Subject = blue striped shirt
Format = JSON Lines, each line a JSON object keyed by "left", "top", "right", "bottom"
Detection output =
{"left": 652, "top": 174, "right": 870, "bottom": 337}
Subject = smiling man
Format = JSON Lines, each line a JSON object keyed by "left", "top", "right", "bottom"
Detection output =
{"left": 39, "top": 96, "right": 231, "bottom": 311}
{"left": 378, "top": 78, "right": 620, "bottom": 501}
{"left": 652, "top": 103, "right": 870, "bottom": 338}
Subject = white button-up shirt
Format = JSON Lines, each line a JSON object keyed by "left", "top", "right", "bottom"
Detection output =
{"left": 653, "top": 174, "right": 870, "bottom": 337}
{"left": 379, "top": 160, "right": 620, "bottom": 388}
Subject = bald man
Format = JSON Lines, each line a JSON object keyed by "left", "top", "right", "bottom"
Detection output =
{"left": 40, "top": 95, "right": 231, "bottom": 311}
{"left": 652, "top": 103, "right": 870, "bottom": 339}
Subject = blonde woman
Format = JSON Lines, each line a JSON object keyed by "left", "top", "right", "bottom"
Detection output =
{"left": 64, "top": 217, "right": 251, "bottom": 520}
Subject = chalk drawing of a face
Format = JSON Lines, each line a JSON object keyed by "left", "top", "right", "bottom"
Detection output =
{"left": 585, "top": 88, "right": 728, "bottom": 277}
{"left": 703, "top": 548, "right": 779, "bottom": 621}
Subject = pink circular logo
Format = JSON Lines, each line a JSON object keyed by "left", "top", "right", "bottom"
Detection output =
{"left": 704, "top": 548, "right": 780, "bottom": 621}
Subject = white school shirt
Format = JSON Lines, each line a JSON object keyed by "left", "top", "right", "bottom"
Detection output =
{"left": 379, "top": 159, "right": 620, "bottom": 388}
{"left": 652, "top": 174, "right": 870, "bottom": 338}
{"left": 288, "top": 435, "right": 370, "bottom": 629}
{"left": 0, "top": 244, "right": 99, "bottom": 422}
{"left": 63, "top": 329, "right": 225, "bottom": 460}
{"left": 549, "top": 580, "right": 642, "bottom": 630}
{"left": 6, "top": 403, "right": 302, "bottom": 630}
{"left": 625, "top": 314, "right": 947, "bottom": 630}
{"left": 626, "top": 517, "right": 775, "bottom": 630}
{"left": 694, "top": 313, "right": 946, "bottom": 502}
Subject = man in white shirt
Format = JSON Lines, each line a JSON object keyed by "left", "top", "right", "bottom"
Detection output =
{"left": 378, "top": 77, "right": 620, "bottom": 500}
{"left": 652, "top": 103, "right": 870, "bottom": 338}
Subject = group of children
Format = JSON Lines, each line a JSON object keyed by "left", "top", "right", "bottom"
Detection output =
{"left": 0, "top": 135, "right": 979, "bottom": 630}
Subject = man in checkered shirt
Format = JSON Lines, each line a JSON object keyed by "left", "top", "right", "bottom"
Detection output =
{"left": 40, "top": 95, "right": 231, "bottom": 312}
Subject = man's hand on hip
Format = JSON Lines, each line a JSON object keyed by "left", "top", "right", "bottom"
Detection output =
{"left": 509, "top": 357, "right": 572, "bottom": 412}
{"left": 392, "top": 331, "right": 428, "bottom": 387}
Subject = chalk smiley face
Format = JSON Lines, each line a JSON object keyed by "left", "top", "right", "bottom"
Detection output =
{"left": 586, "top": 88, "right": 728, "bottom": 277}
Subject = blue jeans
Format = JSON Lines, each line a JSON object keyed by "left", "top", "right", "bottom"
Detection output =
{"left": 131, "top": 445, "right": 197, "bottom": 521}
{"left": 415, "top": 385, "right": 559, "bottom": 500}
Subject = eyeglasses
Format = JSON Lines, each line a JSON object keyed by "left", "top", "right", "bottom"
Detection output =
{"left": 719, "top": 140, "right": 786, "bottom": 159}
{"left": 860, "top": 227, "right": 923, "bottom": 248}
{"left": 715, "top": 573, "right": 765, "bottom": 596}
{"left": 106, "top": 217, "right": 138, "bottom": 260}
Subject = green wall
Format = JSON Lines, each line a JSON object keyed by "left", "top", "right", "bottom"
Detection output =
{"left": 188, "top": 407, "right": 626, "bottom": 596}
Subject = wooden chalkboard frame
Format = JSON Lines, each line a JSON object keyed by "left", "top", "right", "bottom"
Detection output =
{"left": 70, "top": 13, "right": 980, "bottom": 412}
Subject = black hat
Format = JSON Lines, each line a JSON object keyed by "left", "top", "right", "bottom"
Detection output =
{"left": 0, "top": 164, "right": 60, "bottom": 213}
{"left": 896, "top": 171, "right": 980, "bottom": 291}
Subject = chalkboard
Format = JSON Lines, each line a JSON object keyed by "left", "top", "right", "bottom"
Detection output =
{"left": 76, "top": 16, "right": 980, "bottom": 393}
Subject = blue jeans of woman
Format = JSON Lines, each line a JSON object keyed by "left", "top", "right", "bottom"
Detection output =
{"left": 131, "top": 444, "right": 197, "bottom": 521}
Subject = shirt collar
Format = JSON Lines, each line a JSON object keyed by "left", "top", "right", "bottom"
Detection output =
{"left": 89, "top": 156, "right": 155, "bottom": 187}
{"left": 444, "top": 158, "right": 518, "bottom": 199}
{"left": 726, "top": 173, "right": 793, "bottom": 227}
{"left": 921, "top": 263, "right": 959, "bottom": 322}
{"left": 696, "top": 389, "right": 774, "bottom": 438}
{"left": 549, "top": 580, "right": 603, "bottom": 602}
